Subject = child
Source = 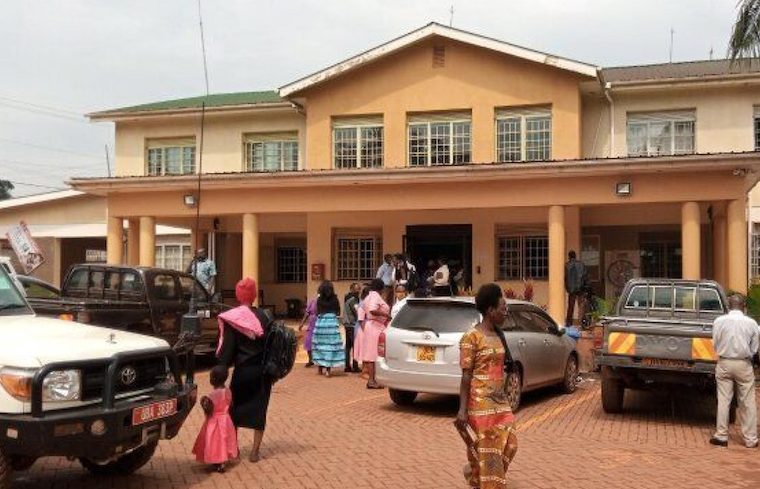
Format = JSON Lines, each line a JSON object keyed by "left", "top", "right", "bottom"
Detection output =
{"left": 192, "top": 366, "right": 238, "bottom": 473}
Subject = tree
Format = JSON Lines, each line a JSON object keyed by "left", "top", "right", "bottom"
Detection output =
{"left": 728, "top": 0, "right": 760, "bottom": 61}
{"left": 0, "top": 180, "right": 13, "bottom": 200}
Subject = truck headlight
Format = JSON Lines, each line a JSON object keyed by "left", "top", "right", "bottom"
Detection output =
{"left": 0, "top": 367, "right": 35, "bottom": 401}
{"left": 42, "top": 370, "right": 81, "bottom": 402}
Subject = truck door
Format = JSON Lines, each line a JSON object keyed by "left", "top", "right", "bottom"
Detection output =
{"left": 148, "top": 273, "right": 182, "bottom": 343}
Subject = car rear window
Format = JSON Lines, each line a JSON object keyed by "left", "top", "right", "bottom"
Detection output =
{"left": 391, "top": 302, "right": 479, "bottom": 334}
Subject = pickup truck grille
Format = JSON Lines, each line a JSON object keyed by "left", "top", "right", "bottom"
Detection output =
{"left": 81, "top": 357, "right": 169, "bottom": 401}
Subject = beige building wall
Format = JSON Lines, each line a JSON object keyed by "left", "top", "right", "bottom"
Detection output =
{"left": 114, "top": 110, "right": 306, "bottom": 177}
{"left": 0, "top": 194, "right": 105, "bottom": 228}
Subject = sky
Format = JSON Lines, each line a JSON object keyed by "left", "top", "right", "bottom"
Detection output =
{"left": 0, "top": 0, "right": 740, "bottom": 196}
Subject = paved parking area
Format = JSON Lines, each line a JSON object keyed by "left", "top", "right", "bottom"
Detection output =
{"left": 15, "top": 365, "right": 760, "bottom": 489}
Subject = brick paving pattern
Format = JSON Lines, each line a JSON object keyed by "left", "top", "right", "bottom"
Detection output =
{"left": 14, "top": 362, "right": 760, "bottom": 489}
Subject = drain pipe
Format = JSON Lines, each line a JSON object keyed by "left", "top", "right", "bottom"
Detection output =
{"left": 598, "top": 69, "right": 615, "bottom": 158}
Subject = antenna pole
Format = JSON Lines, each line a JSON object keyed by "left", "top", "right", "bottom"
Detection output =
{"left": 449, "top": 5, "right": 454, "bottom": 27}
{"left": 104, "top": 144, "right": 111, "bottom": 178}
{"left": 194, "top": 0, "right": 210, "bottom": 251}
{"left": 669, "top": 28, "right": 674, "bottom": 63}
{"left": 197, "top": 0, "right": 210, "bottom": 96}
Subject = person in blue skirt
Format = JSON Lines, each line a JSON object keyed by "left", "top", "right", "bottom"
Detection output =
{"left": 311, "top": 280, "right": 344, "bottom": 377}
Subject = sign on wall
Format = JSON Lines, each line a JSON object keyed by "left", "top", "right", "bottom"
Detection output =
{"left": 85, "top": 249, "right": 107, "bottom": 263}
{"left": 6, "top": 221, "right": 44, "bottom": 274}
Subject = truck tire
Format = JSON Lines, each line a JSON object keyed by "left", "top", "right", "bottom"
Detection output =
{"left": 0, "top": 449, "right": 11, "bottom": 489}
{"left": 601, "top": 366, "right": 625, "bottom": 413}
{"left": 79, "top": 441, "right": 158, "bottom": 477}
{"left": 389, "top": 389, "right": 418, "bottom": 406}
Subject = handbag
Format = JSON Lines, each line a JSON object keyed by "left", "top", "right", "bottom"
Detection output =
{"left": 493, "top": 326, "right": 516, "bottom": 373}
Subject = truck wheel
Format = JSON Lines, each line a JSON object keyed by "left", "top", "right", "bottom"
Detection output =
{"left": 561, "top": 355, "right": 579, "bottom": 394}
{"left": 79, "top": 441, "right": 158, "bottom": 477}
{"left": 0, "top": 449, "right": 11, "bottom": 489}
{"left": 389, "top": 389, "right": 418, "bottom": 406}
{"left": 601, "top": 366, "right": 625, "bottom": 413}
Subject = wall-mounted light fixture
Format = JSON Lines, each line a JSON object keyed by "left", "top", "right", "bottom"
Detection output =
{"left": 615, "top": 182, "right": 632, "bottom": 196}
{"left": 183, "top": 194, "right": 198, "bottom": 207}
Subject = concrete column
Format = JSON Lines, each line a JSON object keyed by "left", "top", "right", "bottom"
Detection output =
{"left": 242, "top": 213, "right": 259, "bottom": 288}
{"left": 548, "top": 205, "right": 566, "bottom": 324}
{"left": 713, "top": 204, "right": 727, "bottom": 286}
{"left": 565, "top": 206, "right": 581, "bottom": 258}
{"left": 127, "top": 219, "right": 140, "bottom": 266}
{"left": 106, "top": 216, "right": 123, "bottom": 265}
{"left": 138, "top": 216, "right": 156, "bottom": 267}
{"left": 727, "top": 199, "right": 748, "bottom": 293}
{"left": 681, "top": 202, "right": 701, "bottom": 280}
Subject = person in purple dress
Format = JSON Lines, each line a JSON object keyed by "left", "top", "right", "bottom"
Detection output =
{"left": 299, "top": 297, "right": 318, "bottom": 367}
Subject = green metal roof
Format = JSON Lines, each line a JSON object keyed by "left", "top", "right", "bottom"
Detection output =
{"left": 92, "top": 91, "right": 285, "bottom": 116}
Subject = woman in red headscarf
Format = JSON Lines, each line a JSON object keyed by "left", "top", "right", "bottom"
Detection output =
{"left": 216, "top": 278, "right": 273, "bottom": 463}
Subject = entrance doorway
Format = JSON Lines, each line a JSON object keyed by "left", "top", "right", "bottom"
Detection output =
{"left": 404, "top": 225, "right": 472, "bottom": 290}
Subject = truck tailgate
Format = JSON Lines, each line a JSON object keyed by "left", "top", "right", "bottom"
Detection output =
{"left": 604, "top": 318, "right": 717, "bottom": 363}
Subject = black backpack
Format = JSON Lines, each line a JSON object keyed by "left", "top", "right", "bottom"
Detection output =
{"left": 262, "top": 319, "right": 298, "bottom": 382}
{"left": 406, "top": 268, "right": 421, "bottom": 292}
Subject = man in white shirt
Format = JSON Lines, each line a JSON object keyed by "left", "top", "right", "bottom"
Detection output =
{"left": 710, "top": 294, "right": 759, "bottom": 448}
{"left": 430, "top": 256, "right": 451, "bottom": 297}
{"left": 376, "top": 254, "right": 395, "bottom": 288}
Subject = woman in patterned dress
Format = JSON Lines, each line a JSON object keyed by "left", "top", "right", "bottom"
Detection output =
{"left": 456, "top": 283, "right": 518, "bottom": 489}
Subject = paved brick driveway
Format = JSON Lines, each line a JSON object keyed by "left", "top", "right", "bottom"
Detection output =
{"left": 15, "top": 364, "right": 760, "bottom": 489}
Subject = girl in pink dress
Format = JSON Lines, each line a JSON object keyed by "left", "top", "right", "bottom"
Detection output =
{"left": 360, "top": 279, "right": 392, "bottom": 389}
{"left": 192, "top": 366, "right": 239, "bottom": 472}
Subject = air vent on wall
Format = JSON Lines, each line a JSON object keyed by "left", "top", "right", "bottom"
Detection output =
{"left": 433, "top": 46, "right": 445, "bottom": 68}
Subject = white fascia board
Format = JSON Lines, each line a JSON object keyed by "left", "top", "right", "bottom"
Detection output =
{"left": 279, "top": 23, "right": 598, "bottom": 97}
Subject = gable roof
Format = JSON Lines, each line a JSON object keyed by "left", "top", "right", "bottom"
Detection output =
{"left": 0, "top": 190, "right": 84, "bottom": 210}
{"left": 602, "top": 58, "right": 760, "bottom": 84}
{"left": 89, "top": 91, "right": 286, "bottom": 120}
{"left": 279, "top": 22, "right": 599, "bottom": 97}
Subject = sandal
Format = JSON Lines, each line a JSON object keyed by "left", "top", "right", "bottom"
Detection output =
{"left": 366, "top": 382, "right": 384, "bottom": 389}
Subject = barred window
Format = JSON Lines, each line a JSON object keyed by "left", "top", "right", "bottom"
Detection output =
{"left": 496, "top": 108, "right": 552, "bottom": 162}
{"left": 626, "top": 111, "right": 695, "bottom": 156}
{"left": 155, "top": 244, "right": 192, "bottom": 271}
{"left": 277, "top": 247, "right": 306, "bottom": 283}
{"left": 751, "top": 225, "right": 760, "bottom": 280}
{"left": 408, "top": 112, "right": 471, "bottom": 166}
{"left": 497, "top": 235, "right": 548, "bottom": 280}
{"left": 333, "top": 117, "right": 384, "bottom": 169}
{"left": 245, "top": 134, "right": 298, "bottom": 172}
{"left": 754, "top": 107, "right": 760, "bottom": 151}
{"left": 147, "top": 145, "right": 195, "bottom": 175}
{"left": 335, "top": 235, "right": 382, "bottom": 281}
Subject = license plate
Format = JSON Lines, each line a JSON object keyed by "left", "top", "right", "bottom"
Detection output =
{"left": 416, "top": 345, "right": 436, "bottom": 363}
{"left": 642, "top": 358, "right": 688, "bottom": 368}
{"left": 132, "top": 399, "right": 177, "bottom": 426}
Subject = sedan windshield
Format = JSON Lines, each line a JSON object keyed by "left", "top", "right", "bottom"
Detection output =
{"left": 391, "top": 302, "right": 479, "bottom": 334}
{"left": 0, "top": 268, "right": 32, "bottom": 315}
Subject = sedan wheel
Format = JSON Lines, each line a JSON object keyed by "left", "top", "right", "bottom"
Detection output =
{"left": 505, "top": 369, "right": 522, "bottom": 412}
{"left": 561, "top": 355, "right": 578, "bottom": 394}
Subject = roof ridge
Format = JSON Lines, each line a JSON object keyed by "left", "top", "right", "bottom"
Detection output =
{"left": 603, "top": 57, "right": 760, "bottom": 70}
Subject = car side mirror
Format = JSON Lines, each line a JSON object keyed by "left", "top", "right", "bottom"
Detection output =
{"left": 548, "top": 324, "right": 561, "bottom": 335}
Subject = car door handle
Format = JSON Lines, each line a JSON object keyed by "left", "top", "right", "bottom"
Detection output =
{"left": 543, "top": 339, "right": 550, "bottom": 345}
{"left": 518, "top": 339, "right": 526, "bottom": 346}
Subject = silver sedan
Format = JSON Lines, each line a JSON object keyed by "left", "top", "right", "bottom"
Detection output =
{"left": 376, "top": 297, "right": 578, "bottom": 410}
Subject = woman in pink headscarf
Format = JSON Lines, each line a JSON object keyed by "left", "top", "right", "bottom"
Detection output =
{"left": 216, "top": 278, "right": 273, "bottom": 463}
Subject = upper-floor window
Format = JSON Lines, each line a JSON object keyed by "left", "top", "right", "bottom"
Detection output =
{"left": 245, "top": 133, "right": 298, "bottom": 172}
{"left": 626, "top": 111, "right": 695, "bottom": 157}
{"left": 333, "top": 116, "right": 383, "bottom": 169}
{"left": 496, "top": 107, "right": 552, "bottom": 162}
{"left": 754, "top": 106, "right": 760, "bottom": 151}
{"left": 408, "top": 112, "right": 471, "bottom": 166}
{"left": 147, "top": 138, "right": 196, "bottom": 175}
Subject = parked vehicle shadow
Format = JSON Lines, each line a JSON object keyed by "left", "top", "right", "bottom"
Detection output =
{"left": 591, "top": 385, "right": 716, "bottom": 426}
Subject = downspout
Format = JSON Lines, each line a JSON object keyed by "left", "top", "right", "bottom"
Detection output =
{"left": 598, "top": 69, "right": 614, "bottom": 158}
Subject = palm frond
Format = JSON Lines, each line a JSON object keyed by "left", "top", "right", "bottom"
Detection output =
{"left": 729, "top": 0, "right": 760, "bottom": 62}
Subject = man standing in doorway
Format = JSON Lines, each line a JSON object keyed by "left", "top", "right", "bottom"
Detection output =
{"left": 710, "top": 294, "right": 759, "bottom": 448}
{"left": 564, "top": 251, "right": 587, "bottom": 326}
{"left": 376, "top": 254, "right": 395, "bottom": 290}
{"left": 187, "top": 248, "right": 217, "bottom": 295}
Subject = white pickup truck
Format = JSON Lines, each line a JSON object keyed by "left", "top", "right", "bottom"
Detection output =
{"left": 0, "top": 265, "right": 197, "bottom": 487}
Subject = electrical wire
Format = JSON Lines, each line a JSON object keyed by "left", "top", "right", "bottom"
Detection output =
{"left": 6, "top": 180, "right": 68, "bottom": 191}
{"left": 0, "top": 96, "right": 84, "bottom": 116}
{"left": 0, "top": 137, "right": 106, "bottom": 160}
{"left": 0, "top": 102, "right": 86, "bottom": 122}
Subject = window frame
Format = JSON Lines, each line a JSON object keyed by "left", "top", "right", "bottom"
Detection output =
{"left": 276, "top": 246, "right": 307, "bottom": 284}
{"left": 754, "top": 108, "right": 760, "bottom": 152}
{"left": 495, "top": 108, "right": 552, "bottom": 162}
{"left": 146, "top": 143, "right": 196, "bottom": 176}
{"left": 332, "top": 122, "right": 384, "bottom": 169}
{"left": 497, "top": 234, "right": 549, "bottom": 281}
{"left": 626, "top": 112, "right": 696, "bottom": 157}
{"left": 407, "top": 116, "right": 471, "bottom": 167}
{"left": 155, "top": 244, "right": 192, "bottom": 272}
{"left": 334, "top": 233, "right": 383, "bottom": 281}
{"left": 245, "top": 138, "right": 299, "bottom": 172}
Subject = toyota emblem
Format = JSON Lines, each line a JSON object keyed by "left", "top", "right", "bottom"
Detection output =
{"left": 119, "top": 366, "right": 137, "bottom": 386}
{"left": 422, "top": 332, "right": 432, "bottom": 340}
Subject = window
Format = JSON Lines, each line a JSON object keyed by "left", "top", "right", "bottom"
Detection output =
{"left": 179, "top": 276, "right": 208, "bottom": 302}
{"left": 408, "top": 112, "right": 471, "bottom": 166}
{"left": 626, "top": 111, "right": 695, "bottom": 156}
{"left": 625, "top": 286, "right": 651, "bottom": 309}
{"left": 698, "top": 288, "right": 723, "bottom": 311}
{"left": 153, "top": 274, "right": 178, "bottom": 301}
{"left": 333, "top": 117, "right": 383, "bottom": 169}
{"left": 146, "top": 139, "right": 196, "bottom": 175}
{"left": 23, "top": 281, "right": 59, "bottom": 300}
{"left": 497, "top": 235, "right": 548, "bottom": 280}
{"left": 496, "top": 107, "right": 552, "bottom": 162}
{"left": 652, "top": 287, "right": 673, "bottom": 309}
{"left": 67, "top": 269, "right": 88, "bottom": 289}
{"left": 335, "top": 233, "right": 382, "bottom": 281}
{"left": 120, "top": 272, "right": 141, "bottom": 294}
{"left": 277, "top": 247, "right": 306, "bottom": 283}
{"left": 245, "top": 133, "right": 299, "bottom": 172}
{"left": 754, "top": 106, "right": 760, "bottom": 151}
{"left": 640, "top": 240, "right": 681, "bottom": 278}
{"left": 752, "top": 228, "right": 760, "bottom": 279}
{"left": 155, "top": 244, "right": 192, "bottom": 272}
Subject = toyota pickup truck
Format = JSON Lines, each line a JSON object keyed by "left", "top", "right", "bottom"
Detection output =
{"left": 26, "top": 264, "right": 225, "bottom": 353}
{"left": 0, "top": 264, "right": 196, "bottom": 488}
{"left": 597, "top": 279, "right": 728, "bottom": 413}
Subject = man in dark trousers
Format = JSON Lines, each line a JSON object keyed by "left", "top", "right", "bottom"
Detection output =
{"left": 342, "top": 282, "right": 361, "bottom": 373}
{"left": 564, "top": 251, "right": 587, "bottom": 326}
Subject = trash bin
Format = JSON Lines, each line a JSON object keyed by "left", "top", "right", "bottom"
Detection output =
{"left": 285, "top": 298, "right": 303, "bottom": 319}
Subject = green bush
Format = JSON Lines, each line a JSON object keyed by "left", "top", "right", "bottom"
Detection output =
{"left": 746, "top": 283, "right": 760, "bottom": 322}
